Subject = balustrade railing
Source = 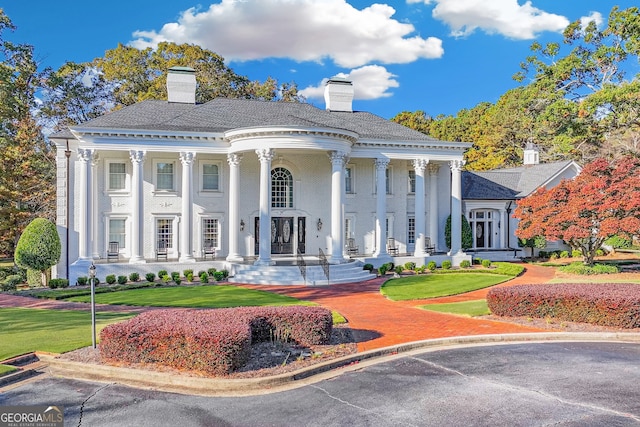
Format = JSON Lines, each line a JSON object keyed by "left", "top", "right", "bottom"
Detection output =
{"left": 318, "top": 248, "right": 330, "bottom": 285}
{"left": 296, "top": 248, "right": 306, "bottom": 284}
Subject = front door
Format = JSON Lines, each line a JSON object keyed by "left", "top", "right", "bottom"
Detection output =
{"left": 254, "top": 217, "right": 295, "bottom": 255}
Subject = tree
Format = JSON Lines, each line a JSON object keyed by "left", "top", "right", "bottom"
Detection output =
{"left": 445, "top": 215, "right": 473, "bottom": 250}
{"left": 0, "top": 9, "right": 55, "bottom": 257}
{"left": 14, "top": 218, "right": 61, "bottom": 287}
{"left": 514, "top": 155, "right": 640, "bottom": 265}
{"left": 518, "top": 236, "right": 547, "bottom": 259}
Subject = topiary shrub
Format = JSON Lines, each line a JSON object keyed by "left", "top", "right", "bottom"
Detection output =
{"left": 14, "top": 218, "right": 61, "bottom": 288}
{"left": 146, "top": 272, "right": 156, "bottom": 282}
{"left": 105, "top": 274, "right": 117, "bottom": 285}
{"left": 394, "top": 265, "right": 404, "bottom": 275}
{"left": 208, "top": 268, "right": 217, "bottom": 277}
{"left": 129, "top": 272, "right": 140, "bottom": 282}
{"left": 2, "top": 275, "right": 23, "bottom": 291}
{"left": 445, "top": 214, "right": 473, "bottom": 250}
{"left": 427, "top": 261, "right": 437, "bottom": 271}
{"left": 384, "top": 262, "right": 395, "bottom": 271}
{"left": 441, "top": 260, "right": 452, "bottom": 270}
{"left": 183, "top": 269, "right": 194, "bottom": 278}
{"left": 460, "top": 260, "right": 471, "bottom": 268}
{"left": 481, "top": 259, "right": 492, "bottom": 268}
{"left": 199, "top": 272, "right": 209, "bottom": 283}
{"left": 171, "top": 272, "right": 180, "bottom": 282}
{"left": 117, "top": 275, "right": 128, "bottom": 285}
{"left": 77, "top": 276, "right": 88, "bottom": 286}
{"left": 213, "top": 271, "right": 225, "bottom": 282}
{"left": 560, "top": 250, "right": 570, "bottom": 259}
{"left": 404, "top": 262, "right": 416, "bottom": 271}
{"left": 378, "top": 264, "right": 388, "bottom": 276}
{"left": 571, "top": 250, "right": 582, "bottom": 258}
{"left": 48, "top": 278, "right": 69, "bottom": 289}
{"left": 158, "top": 270, "right": 168, "bottom": 279}
{"left": 363, "top": 263, "right": 374, "bottom": 272}
{"left": 186, "top": 273, "right": 194, "bottom": 282}
{"left": 162, "top": 274, "right": 171, "bottom": 283}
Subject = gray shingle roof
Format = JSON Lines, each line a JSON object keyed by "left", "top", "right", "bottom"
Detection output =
{"left": 61, "top": 98, "right": 445, "bottom": 142}
{"left": 463, "top": 160, "right": 576, "bottom": 200}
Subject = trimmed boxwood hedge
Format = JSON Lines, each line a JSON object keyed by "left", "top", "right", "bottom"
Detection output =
{"left": 100, "top": 306, "right": 333, "bottom": 375}
{"left": 487, "top": 283, "right": 640, "bottom": 328}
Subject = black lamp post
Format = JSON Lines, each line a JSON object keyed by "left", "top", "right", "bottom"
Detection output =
{"left": 89, "top": 263, "right": 97, "bottom": 349}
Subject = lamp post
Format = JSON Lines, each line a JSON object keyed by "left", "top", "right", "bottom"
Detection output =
{"left": 89, "top": 262, "right": 97, "bottom": 349}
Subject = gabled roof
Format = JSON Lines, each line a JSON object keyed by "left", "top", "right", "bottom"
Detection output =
{"left": 57, "top": 98, "right": 448, "bottom": 143}
{"left": 463, "top": 160, "right": 578, "bottom": 200}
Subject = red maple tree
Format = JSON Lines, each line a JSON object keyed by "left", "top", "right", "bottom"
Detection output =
{"left": 514, "top": 155, "right": 640, "bottom": 265}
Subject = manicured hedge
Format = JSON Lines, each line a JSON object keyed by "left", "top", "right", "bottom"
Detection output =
{"left": 487, "top": 283, "right": 640, "bottom": 328}
{"left": 99, "top": 306, "right": 333, "bottom": 375}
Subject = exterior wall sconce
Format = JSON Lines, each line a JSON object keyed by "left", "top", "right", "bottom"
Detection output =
{"left": 317, "top": 218, "right": 323, "bottom": 231}
{"left": 240, "top": 219, "right": 245, "bottom": 231}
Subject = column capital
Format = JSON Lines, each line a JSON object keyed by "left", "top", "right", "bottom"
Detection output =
{"left": 329, "top": 150, "right": 349, "bottom": 166}
{"left": 179, "top": 151, "right": 196, "bottom": 166}
{"left": 412, "top": 158, "right": 428, "bottom": 172}
{"left": 374, "top": 157, "right": 390, "bottom": 169}
{"left": 227, "top": 153, "right": 243, "bottom": 167}
{"left": 77, "top": 148, "right": 94, "bottom": 163}
{"left": 256, "top": 148, "right": 275, "bottom": 163}
{"left": 449, "top": 159, "right": 466, "bottom": 172}
{"left": 129, "top": 150, "right": 146, "bottom": 164}
{"left": 90, "top": 151, "right": 100, "bottom": 167}
{"left": 428, "top": 163, "right": 440, "bottom": 175}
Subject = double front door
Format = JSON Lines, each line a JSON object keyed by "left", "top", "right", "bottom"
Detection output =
{"left": 254, "top": 217, "right": 306, "bottom": 255}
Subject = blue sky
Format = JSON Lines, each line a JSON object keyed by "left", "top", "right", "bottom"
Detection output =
{"left": 4, "top": 1, "right": 637, "bottom": 119}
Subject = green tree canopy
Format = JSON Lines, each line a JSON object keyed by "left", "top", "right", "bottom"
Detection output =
{"left": 15, "top": 218, "right": 61, "bottom": 286}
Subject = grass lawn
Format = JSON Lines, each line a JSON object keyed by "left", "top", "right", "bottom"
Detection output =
{"left": 381, "top": 273, "right": 512, "bottom": 301}
{"left": 65, "top": 285, "right": 314, "bottom": 308}
{"left": 0, "top": 308, "right": 133, "bottom": 361}
{"left": 419, "top": 299, "right": 490, "bottom": 317}
{"left": 0, "top": 364, "right": 17, "bottom": 377}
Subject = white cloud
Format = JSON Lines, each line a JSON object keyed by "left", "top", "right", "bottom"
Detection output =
{"left": 409, "top": 0, "right": 570, "bottom": 40}
{"left": 130, "top": 0, "right": 444, "bottom": 68}
{"left": 300, "top": 65, "right": 399, "bottom": 100}
{"left": 580, "top": 11, "right": 603, "bottom": 31}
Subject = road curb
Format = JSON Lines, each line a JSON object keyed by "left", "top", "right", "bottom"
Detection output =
{"left": 42, "top": 331, "right": 640, "bottom": 397}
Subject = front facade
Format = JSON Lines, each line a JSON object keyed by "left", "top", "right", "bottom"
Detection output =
{"left": 51, "top": 69, "right": 472, "bottom": 284}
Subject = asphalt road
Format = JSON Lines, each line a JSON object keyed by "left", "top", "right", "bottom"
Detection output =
{"left": 2, "top": 341, "right": 640, "bottom": 426}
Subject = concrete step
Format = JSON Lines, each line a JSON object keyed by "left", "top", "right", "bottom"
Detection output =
{"left": 0, "top": 353, "right": 47, "bottom": 389}
{"left": 228, "top": 261, "right": 375, "bottom": 286}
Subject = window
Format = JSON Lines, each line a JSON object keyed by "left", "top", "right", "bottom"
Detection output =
{"left": 109, "top": 219, "right": 126, "bottom": 248}
{"left": 344, "top": 217, "right": 354, "bottom": 241}
{"left": 407, "top": 216, "right": 415, "bottom": 244}
{"left": 156, "top": 162, "right": 174, "bottom": 191}
{"left": 202, "top": 164, "right": 219, "bottom": 191}
{"left": 272, "top": 167, "right": 293, "bottom": 208}
{"left": 345, "top": 166, "right": 354, "bottom": 194}
{"left": 156, "top": 219, "right": 173, "bottom": 249}
{"left": 108, "top": 162, "right": 126, "bottom": 191}
{"left": 202, "top": 218, "right": 219, "bottom": 248}
{"left": 408, "top": 170, "right": 416, "bottom": 194}
{"left": 375, "top": 166, "right": 393, "bottom": 195}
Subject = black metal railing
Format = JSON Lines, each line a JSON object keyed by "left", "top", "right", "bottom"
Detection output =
{"left": 296, "top": 248, "right": 306, "bottom": 283}
{"left": 318, "top": 248, "right": 330, "bottom": 285}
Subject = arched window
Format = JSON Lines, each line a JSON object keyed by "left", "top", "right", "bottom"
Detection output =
{"left": 272, "top": 167, "right": 293, "bottom": 208}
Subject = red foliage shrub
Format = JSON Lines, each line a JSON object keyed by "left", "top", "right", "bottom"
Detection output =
{"left": 487, "top": 283, "right": 640, "bottom": 328}
{"left": 99, "top": 306, "right": 333, "bottom": 375}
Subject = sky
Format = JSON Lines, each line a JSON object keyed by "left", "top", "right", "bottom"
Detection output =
{"left": 3, "top": 0, "right": 638, "bottom": 119}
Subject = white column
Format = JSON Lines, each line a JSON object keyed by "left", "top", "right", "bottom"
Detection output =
{"left": 255, "top": 148, "right": 275, "bottom": 266}
{"left": 227, "top": 153, "right": 243, "bottom": 262}
{"left": 373, "top": 158, "right": 389, "bottom": 257}
{"left": 449, "top": 159, "right": 465, "bottom": 255}
{"left": 91, "top": 152, "right": 100, "bottom": 259}
{"left": 329, "top": 151, "right": 348, "bottom": 264}
{"left": 77, "top": 149, "right": 94, "bottom": 261}
{"left": 499, "top": 209, "right": 507, "bottom": 249}
{"left": 179, "top": 152, "right": 196, "bottom": 262}
{"left": 129, "top": 150, "right": 146, "bottom": 263}
{"left": 413, "top": 159, "right": 428, "bottom": 257}
{"left": 428, "top": 163, "right": 440, "bottom": 252}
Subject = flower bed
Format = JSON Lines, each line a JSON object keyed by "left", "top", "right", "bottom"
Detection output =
{"left": 486, "top": 283, "right": 640, "bottom": 328}
{"left": 99, "top": 306, "right": 332, "bottom": 375}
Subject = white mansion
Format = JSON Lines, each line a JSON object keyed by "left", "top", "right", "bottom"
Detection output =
{"left": 50, "top": 67, "right": 577, "bottom": 285}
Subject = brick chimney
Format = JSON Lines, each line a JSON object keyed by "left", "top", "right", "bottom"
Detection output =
{"left": 167, "top": 66, "right": 196, "bottom": 104}
{"left": 324, "top": 77, "right": 354, "bottom": 112}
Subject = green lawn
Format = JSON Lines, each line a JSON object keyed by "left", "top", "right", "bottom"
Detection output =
{"left": 65, "top": 285, "right": 314, "bottom": 308}
{"left": 0, "top": 308, "right": 133, "bottom": 361}
{"left": 419, "top": 299, "right": 490, "bottom": 316}
{"left": 381, "top": 273, "right": 512, "bottom": 301}
{"left": 0, "top": 364, "right": 17, "bottom": 377}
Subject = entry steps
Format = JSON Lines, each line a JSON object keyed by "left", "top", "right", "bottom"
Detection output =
{"left": 228, "top": 260, "right": 375, "bottom": 286}
{"left": 0, "top": 353, "right": 48, "bottom": 390}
